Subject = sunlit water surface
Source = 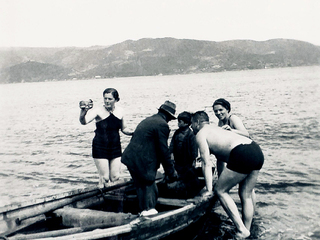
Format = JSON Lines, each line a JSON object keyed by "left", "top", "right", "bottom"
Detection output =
{"left": 0, "top": 66, "right": 319, "bottom": 239}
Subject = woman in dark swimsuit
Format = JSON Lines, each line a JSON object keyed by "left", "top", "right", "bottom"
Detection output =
{"left": 212, "top": 98, "right": 256, "bottom": 213}
{"left": 80, "top": 88, "right": 133, "bottom": 188}
{"left": 212, "top": 98, "right": 250, "bottom": 176}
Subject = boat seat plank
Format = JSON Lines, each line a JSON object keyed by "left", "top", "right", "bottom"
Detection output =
{"left": 157, "top": 198, "right": 189, "bottom": 207}
{"left": 53, "top": 208, "right": 137, "bottom": 228}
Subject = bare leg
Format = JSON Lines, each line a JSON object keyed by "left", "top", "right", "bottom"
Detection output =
{"left": 94, "top": 158, "right": 109, "bottom": 187}
{"left": 252, "top": 189, "right": 256, "bottom": 212}
{"left": 214, "top": 168, "right": 250, "bottom": 238}
{"left": 239, "top": 189, "right": 256, "bottom": 220}
{"left": 239, "top": 170, "right": 259, "bottom": 230}
{"left": 109, "top": 157, "right": 121, "bottom": 182}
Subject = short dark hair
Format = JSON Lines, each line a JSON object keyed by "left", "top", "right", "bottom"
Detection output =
{"left": 192, "top": 111, "right": 209, "bottom": 123}
{"left": 212, "top": 98, "right": 231, "bottom": 112}
{"left": 103, "top": 88, "right": 120, "bottom": 101}
{"left": 178, "top": 111, "right": 192, "bottom": 125}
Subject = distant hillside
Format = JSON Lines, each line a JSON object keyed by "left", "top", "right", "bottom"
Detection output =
{"left": 1, "top": 38, "right": 320, "bottom": 83}
{"left": 2, "top": 61, "right": 71, "bottom": 83}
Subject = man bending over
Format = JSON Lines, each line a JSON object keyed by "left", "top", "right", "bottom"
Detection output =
{"left": 191, "top": 111, "right": 264, "bottom": 239}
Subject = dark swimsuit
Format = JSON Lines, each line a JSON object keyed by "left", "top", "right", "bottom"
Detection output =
{"left": 217, "top": 114, "right": 254, "bottom": 165}
{"left": 226, "top": 114, "right": 232, "bottom": 126}
{"left": 92, "top": 113, "right": 122, "bottom": 159}
{"left": 227, "top": 141, "right": 264, "bottom": 174}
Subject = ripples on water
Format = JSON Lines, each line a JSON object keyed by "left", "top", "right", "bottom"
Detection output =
{"left": 0, "top": 66, "right": 320, "bottom": 239}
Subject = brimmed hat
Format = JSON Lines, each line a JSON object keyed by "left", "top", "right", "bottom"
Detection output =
{"left": 159, "top": 100, "right": 176, "bottom": 119}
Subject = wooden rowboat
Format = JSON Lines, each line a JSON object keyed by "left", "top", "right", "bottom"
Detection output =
{"left": 0, "top": 171, "right": 216, "bottom": 240}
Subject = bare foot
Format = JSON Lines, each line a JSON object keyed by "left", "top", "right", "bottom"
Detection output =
{"left": 103, "top": 181, "right": 110, "bottom": 187}
{"left": 235, "top": 229, "right": 250, "bottom": 239}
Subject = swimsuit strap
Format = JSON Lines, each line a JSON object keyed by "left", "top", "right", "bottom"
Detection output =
{"left": 227, "top": 114, "right": 232, "bottom": 126}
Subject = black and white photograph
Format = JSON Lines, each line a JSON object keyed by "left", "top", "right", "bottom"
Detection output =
{"left": 1, "top": 1, "right": 319, "bottom": 239}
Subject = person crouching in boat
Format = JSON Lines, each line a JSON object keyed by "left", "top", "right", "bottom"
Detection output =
{"left": 191, "top": 111, "right": 264, "bottom": 239}
{"left": 121, "top": 101, "right": 178, "bottom": 217}
{"left": 79, "top": 88, "right": 133, "bottom": 188}
{"left": 163, "top": 111, "right": 203, "bottom": 199}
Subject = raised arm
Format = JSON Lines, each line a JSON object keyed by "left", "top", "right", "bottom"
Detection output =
{"left": 79, "top": 104, "right": 97, "bottom": 125}
{"left": 79, "top": 108, "right": 89, "bottom": 125}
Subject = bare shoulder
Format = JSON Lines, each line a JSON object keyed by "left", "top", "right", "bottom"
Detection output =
{"left": 83, "top": 106, "right": 101, "bottom": 123}
{"left": 195, "top": 130, "right": 208, "bottom": 149}
{"left": 197, "top": 125, "right": 216, "bottom": 139}
{"left": 94, "top": 106, "right": 111, "bottom": 120}
{"left": 229, "top": 114, "right": 242, "bottom": 122}
{"left": 229, "top": 114, "right": 245, "bottom": 125}
{"left": 95, "top": 106, "right": 107, "bottom": 116}
{"left": 113, "top": 106, "right": 124, "bottom": 119}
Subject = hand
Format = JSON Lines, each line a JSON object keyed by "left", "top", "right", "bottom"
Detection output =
{"left": 166, "top": 170, "right": 178, "bottom": 183}
{"left": 222, "top": 125, "right": 231, "bottom": 131}
{"left": 202, "top": 191, "right": 213, "bottom": 198}
{"left": 79, "top": 99, "right": 93, "bottom": 110}
{"left": 79, "top": 101, "right": 87, "bottom": 109}
{"left": 193, "top": 157, "right": 201, "bottom": 167}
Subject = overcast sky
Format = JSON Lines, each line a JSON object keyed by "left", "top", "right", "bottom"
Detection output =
{"left": 1, "top": 0, "right": 320, "bottom": 48}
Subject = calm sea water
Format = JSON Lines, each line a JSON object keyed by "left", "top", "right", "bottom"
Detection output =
{"left": 0, "top": 66, "right": 319, "bottom": 239}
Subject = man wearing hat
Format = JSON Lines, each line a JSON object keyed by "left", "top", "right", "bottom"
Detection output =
{"left": 121, "top": 100, "right": 178, "bottom": 216}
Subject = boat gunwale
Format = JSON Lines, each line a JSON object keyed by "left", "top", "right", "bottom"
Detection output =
{"left": 6, "top": 194, "right": 214, "bottom": 240}
{"left": 0, "top": 179, "right": 133, "bottom": 214}
{"left": 17, "top": 201, "right": 200, "bottom": 240}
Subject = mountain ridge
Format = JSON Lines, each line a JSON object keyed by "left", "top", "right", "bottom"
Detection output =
{"left": 1, "top": 38, "right": 320, "bottom": 83}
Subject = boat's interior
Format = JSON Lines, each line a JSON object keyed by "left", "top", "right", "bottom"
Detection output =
{"left": 8, "top": 167, "right": 208, "bottom": 238}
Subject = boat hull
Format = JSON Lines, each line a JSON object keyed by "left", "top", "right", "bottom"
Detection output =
{"left": 1, "top": 172, "right": 216, "bottom": 240}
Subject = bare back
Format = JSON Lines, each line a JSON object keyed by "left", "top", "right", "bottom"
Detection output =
{"left": 196, "top": 124, "right": 252, "bottom": 159}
